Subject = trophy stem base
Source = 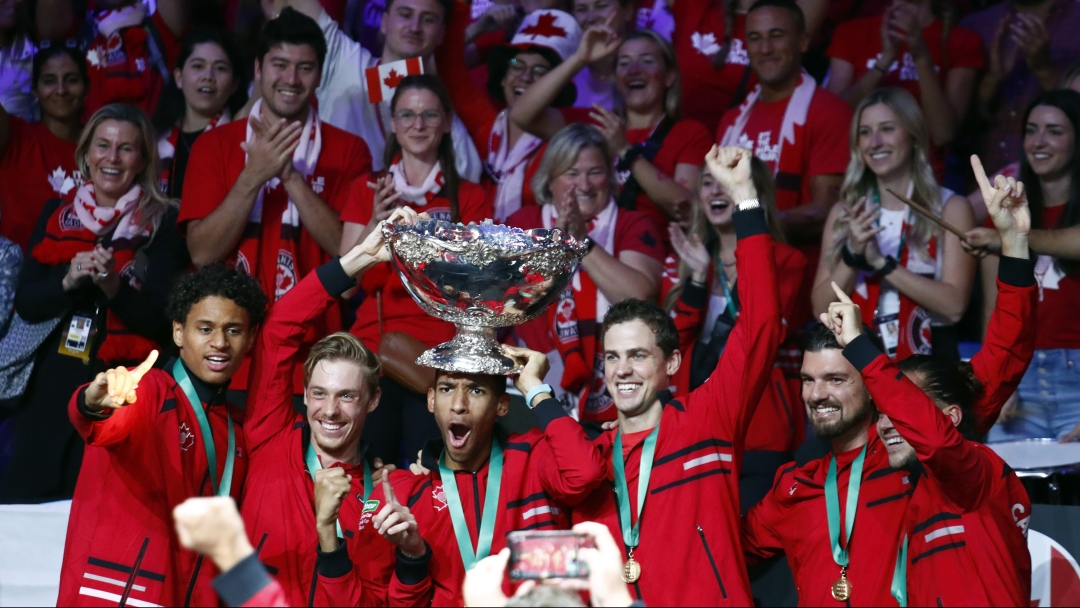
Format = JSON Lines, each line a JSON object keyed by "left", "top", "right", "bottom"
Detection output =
{"left": 415, "top": 325, "right": 521, "bottom": 375}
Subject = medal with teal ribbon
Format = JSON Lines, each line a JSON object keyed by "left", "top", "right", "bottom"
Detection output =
{"left": 613, "top": 424, "right": 660, "bottom": 584}
{"left": 891, "top": 534, "right": 909, "bottom": 607}
{"left": 173, "top": 359, "right": 235, "bottom": 497}
{"left": 825, "top": 444, "right": 868, "bottom": 602}
{"left": 439, "top": 436, "right": 503, "bottom": 571}
{"left": 305, "top": 440, "right": 374, "bottom": 539}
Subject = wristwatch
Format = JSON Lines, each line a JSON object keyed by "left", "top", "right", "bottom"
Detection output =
{"left": 525, "top": 384, "right": 554, "bottom": 409}
{"left": 876, "top": 255, "right": 899, "bottom": 278}
{"left": 737, "top": 198, "right": 760, "bottom": 211}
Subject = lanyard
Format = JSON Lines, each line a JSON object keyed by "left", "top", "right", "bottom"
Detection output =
{"left": 719, "top": 267, "right": 739, "bottom": 319}
{"left": 871, "top": 185, "right": 911, "bottom": 260}
{"left": 612, "top": 425, "right": 661, "bottom": 549}
{"left": 305, "top": 440, "right": 373, "bottom": 539}
{"left": 173, "top": 360, "right": 235, "bottom": 497}
{"left": 439, "top": 437, "right": 504, "bottom": 571}
{"left": 891, "top": 534, "right": 909, "bottom": 607}
{"left": 825, "top": 444, "right": 868, "bottom": 568}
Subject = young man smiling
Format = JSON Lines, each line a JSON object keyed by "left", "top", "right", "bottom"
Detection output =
{"left": 58, "top": 264, "right": 267, "bottom": 607}
{"left": 280, "top": 0, "right": 483, "bottom": 179}
{"left": 564, "top": 145, "right": 782, "bottom": 606}
{"left": 180, "top": 8, "right": 373, "bottom": 399}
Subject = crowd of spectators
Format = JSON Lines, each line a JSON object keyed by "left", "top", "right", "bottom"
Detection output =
{"left": 0, "top": 0, "right": 1079, "bottom": 508}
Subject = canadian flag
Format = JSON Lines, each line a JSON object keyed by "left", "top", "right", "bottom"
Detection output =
{"left": 365, "top": 58, "right": 424, "bottom": 104}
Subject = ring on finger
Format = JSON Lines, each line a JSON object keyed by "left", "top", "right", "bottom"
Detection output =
{"left": 77, "top": 264, "right": 82, "bottom": 271}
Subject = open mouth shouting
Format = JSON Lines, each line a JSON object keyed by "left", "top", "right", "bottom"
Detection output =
{"left": 447, "top": 421, "right": 472, "bottom": 450}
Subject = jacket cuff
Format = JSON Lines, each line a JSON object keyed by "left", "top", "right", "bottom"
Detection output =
{"left": 76, "top": 387, "right": 110, "bottom": 420}
{"left": 997, "top": 255, "right": 1036, "bottom": 288}
{"left": 212, "top": 553, "right": 275, "bottom": 608}
{"left": 316, "top": 257, "right": 357, "bottom": 297}
{"left": 842, "top": 333, "right": 884, "bottom": 372}
{"left": 395, "top": 542, "right": 432, "bottom": 585}
{"left": 733, "top": 207, "right": 768, "bottom": 240}
{"left": 316, "top": 539, "right": 353, "bottom": 578}
{"left": 533, "top": 397, "right": 567, "bottom": 431}
{"left": 680, "top": 280, "right": 708, "bottom": 309}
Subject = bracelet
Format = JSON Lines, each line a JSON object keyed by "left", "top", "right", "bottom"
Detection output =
{"left": 525, "top": 384, "right": 554, "bottom": 409}
{"left": 876, "top": 255, "right": 899, "bottom": 278}
{"left": 737, "top": 198, "right": 760, "bottom": 211}
{"left": 584, "top": 238, "right": 597, "bottom": 255}
{"left": 841, "top": 244, "right": 872, "bottom": 271}
{"left": 616, "top": 145, "right": 645, "bottom": 172}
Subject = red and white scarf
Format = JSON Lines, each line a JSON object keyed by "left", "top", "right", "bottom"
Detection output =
{"left": 388, "top": 160, "right": 445, "bottom": 206}
{"left": 32, "top": 182, "right": 157, "bottom": 363}
{"left": 86, "top": 2, "right": 153, "bottom": 109}
{"left": 487, "top": 110, "right": 543, "bottom": 221}
{"left": 237, "top": 99, "right": 322, "bottom": 301}
{"left": 158, "top": 110, "right": 231, "bottom": 192}
{"left": 544, "top": 198, "right": 618, "bottom": 421}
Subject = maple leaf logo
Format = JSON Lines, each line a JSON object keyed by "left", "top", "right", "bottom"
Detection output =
{"left": 692, "top": 32, "right": 721, "bottom": 56}
{"left": 383, "top": 69, "right": 404, "bottom": 89}
{"left": 48, "top": 167, "right": 75, "bottom": 195}
{"left": 520, "top": 13, "right": 567, "bottom": 39}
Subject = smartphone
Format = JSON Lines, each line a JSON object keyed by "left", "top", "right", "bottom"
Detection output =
{"left": 506, "top": 530, "right": 594, "bottom": 580}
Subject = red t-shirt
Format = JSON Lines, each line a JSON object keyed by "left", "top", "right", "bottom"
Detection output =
{"left": 717, "top": 88, "right": 852, "bottom": 211}
{"left": 178, "top": 119, "right": 372, "bottom": 392}
{"left": 672, "top": 4, "right": 756, "bottom": 133}
{"left": 1034, "top": 206, "right": 1080, "bottom": 349}
{"left": 0, "top": 118, "right": 79, "bottom": 251}
{"left": 827, "top": 17, "right": 984, "bottom": 102}
{"left": 342, "top": 176, "right": 493, "bottom": 352}
{"left": 624, "top": 119, "right": 713, "bottom": 233}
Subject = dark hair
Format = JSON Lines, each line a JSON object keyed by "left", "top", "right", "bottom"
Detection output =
{"left": 897, "top": 355, "right": 980, "bottom": 439}
{"left": 601, "top": 299, "right": 679, "bottom": 358}
{"left": 801, "top": 323, "right": 885, "bottom": 353}
{"left": 433, "top": 370, "right": 509, "bottom": 398}
{"left": 747, "top": 0, "right": 805, "bottom": 33}
{"left": 152, "top": 28, "right": 249, "bottom": 136}
{"left": 257, "top": 7, "right": 327, "bottom": 70}
{"left": 1020, "top": 89, "right": 1080, "bottom": 275}
{"left": 486, "top": 46, "right": 575, "bottom": 108}
{"left": 385, "top": 74, "right": 460, "bottom": 219}
{"left": 384, "top": 0, "right": 453, "bottom": 24}
{"left": 32, "top": 43, "right": 88, "bottom": 89}
{"left": 166, "top": 262, "right": 269, "bottom": 328}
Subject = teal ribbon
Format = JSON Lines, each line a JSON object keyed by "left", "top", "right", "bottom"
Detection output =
{"left": 439, "top": 437, "right": 504, "bottom": 570}
{"left": 891, "top": 534, "right": 909, "bottom": 607}
{"left": 825, "top": 444, "right": 868, "bottom": 568}
{"left": 305, "top": 440, "right": 373, "bottom": 539}
{"left": 871, "top": 184, "right": 910, "bottom": 257}
{"left": 172, "top": 360, "right": 235, "bottom": 497}
{"left": 719, "top": 268, "right": 739, "bottom": 319}
{"left": 613, "top": 425, "right": 661, "bottom": 549}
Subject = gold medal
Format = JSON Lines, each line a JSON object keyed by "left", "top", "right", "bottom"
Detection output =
{"left": 622, "top": 548, "right": 641, "bottom": 583}
{"left": 831, "top": 568, "right": 852, "bottom": 602}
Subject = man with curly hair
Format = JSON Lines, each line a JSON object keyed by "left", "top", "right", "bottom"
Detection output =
{"left": 58, "top": 263, "right": 268, "bottom": 608}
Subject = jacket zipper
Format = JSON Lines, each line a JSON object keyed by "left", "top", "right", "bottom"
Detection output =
{"left": 308, "top": 556, "right": 319, "bottom": 607}
{"left": 697, "top": 525, "right": 728, "bottom": 599}
{"left": 183, "top": 554, "right": 203, "bottom": 607}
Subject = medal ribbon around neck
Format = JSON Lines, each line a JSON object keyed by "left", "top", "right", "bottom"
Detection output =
{"left": 305, "top": 440, "right": 374, "bottom": 539}
{"left": 825, "top": 444, "right": 868, "bottom": 569}
{"left": 891, "top": 533, "right": 909, "bottom": 607}
{"left": 438, "top": 436, "right": 504, "bottom": 571}
{"left": 173, "top": 359, "right": 235, "bottom": 497}
{"left": 612, "top": 424, "right": 661, "bottom": 549}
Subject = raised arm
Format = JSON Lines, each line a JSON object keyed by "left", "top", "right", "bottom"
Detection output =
{"left": 155, "top": 0, "right": 191, "bottom": 38}
{"left": 741, "top": 469, "right": 789, "bottom": 565}
{"left": 34, "top": 0, "right": 75, "bottom": 41}
{"left": 437, "top": 1, "right": 501, "bottom": 153}
{"left": 68, "top": 352, "right": 161, "bottom": 448}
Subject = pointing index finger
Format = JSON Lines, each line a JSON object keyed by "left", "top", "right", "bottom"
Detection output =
{"left": 382, "top": 473, "right": 399, "bottom": 507}
{"left": 830, "top": 281, "right": 854, "bottom": 305}
{"left": 970, "top": 155, "right": 992, "bottom": 194}
{"left": 132, "top": 350, "right": 159, "bottom": 381}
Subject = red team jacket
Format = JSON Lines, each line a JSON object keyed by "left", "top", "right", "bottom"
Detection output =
{"left": 59, "top": 364, "right": 247, "bottom": 607}
{"left": 742, "top": 257, "right": 1038, "bottom": 606}
{"left": 570, "top": 208, "right": 782, "bottom": 606}
{"left": 240, "top": 260, "right": 431, "bottom": 606}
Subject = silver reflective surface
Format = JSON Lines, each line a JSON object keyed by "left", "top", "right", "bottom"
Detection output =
{"left": 382, "top": 219, "right": 587, "bottom": 375}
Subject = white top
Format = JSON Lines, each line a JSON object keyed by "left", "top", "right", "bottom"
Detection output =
{"left": 315, "top": 10, "right": 482, "bottom": 181}
{"left": 699, "top": 293, "right": 729, "bottom": 344}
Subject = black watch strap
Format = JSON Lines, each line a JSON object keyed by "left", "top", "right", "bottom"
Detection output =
{"left": 841, "top": 244, "right": 872, "bottom": 271}
{"left": 876, "top": 255, "right": 899, "bottom": 278}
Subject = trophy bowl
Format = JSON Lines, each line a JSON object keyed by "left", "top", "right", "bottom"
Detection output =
{"left": 382, "top": 219, "right": 588, "bottom": 375}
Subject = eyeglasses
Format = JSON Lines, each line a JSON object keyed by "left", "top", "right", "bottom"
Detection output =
{"left": 392, "top": 109, "right": 445, "bottom": 126}
{"left": 507, "top": 57, "right": 551, "bottom": 79}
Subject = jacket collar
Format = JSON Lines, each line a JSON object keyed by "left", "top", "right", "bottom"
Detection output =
{"left": 168, "top": 357, "right": 228, "bottom": 406}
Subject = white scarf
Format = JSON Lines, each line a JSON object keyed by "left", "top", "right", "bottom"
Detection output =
{"left": 95, "top": 2, "right": 148, "bottom": 38}
{"left": 244, "top": 99, "right": 322, "bottom": 229}
{"left": 487, "top": 110, "right": 543, "bottom": 221}
{"left": 542, "top": 197, "right": 618, "bottom": 318}
{"left": 157, "top": 109, "right": 232, "bottom": 160}
{"left": 720, "top": 70, "right": 816, "bottom": 174}
{"left": 388, "top": 161, "right": 444, "bottom": 206}
{"left": 73, "top": 182, "right": 149, "bottom": 241}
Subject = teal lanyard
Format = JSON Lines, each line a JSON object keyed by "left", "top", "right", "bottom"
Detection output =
{"left": 439, "top": 437, "right": 504, "bottom": 570}
{"left": 891, "top": 534, "right": 909, "bottom": 607}
{"left": 871, "top": 185, "right": 911, "bottom": 258}
{"left": 172, "top": 360, "right": 235, "bottom": 497}
{"left": 719, "top": 268, "right": 739, "bottom": 319}
{"left": 305, "top": 441, "right": 373, "bottom": 539}
{"left": 612, "top": 425, "right": 661, "bottom": 549}
{"left": 825, "top": 445, "right": 868, "bottom": 568}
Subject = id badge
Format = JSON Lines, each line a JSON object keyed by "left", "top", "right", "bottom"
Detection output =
{"left": 875, "top": 313, "right": 900, "bottom": 358}
{"left": 58, "top": 315, "right": 95, "bottom": 363}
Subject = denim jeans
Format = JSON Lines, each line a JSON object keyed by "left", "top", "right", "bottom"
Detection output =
{"left": 988, "top": 349, "right": 1080, "bottom": 441}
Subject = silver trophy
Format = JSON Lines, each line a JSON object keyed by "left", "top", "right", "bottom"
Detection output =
{"left": 382, "top": 219, "right": 588, "bottom": 375}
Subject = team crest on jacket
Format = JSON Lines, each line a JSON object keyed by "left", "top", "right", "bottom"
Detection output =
{"left": 433, "top": 485, "right": 448, "bottom": 511}
{"left": 179, "top": 423, "right": 195, "bottom": 451}
{"left": 554, "top": 290, "right": 577, "bottom": 342}
{"left": 905, "top": 308, "right": 933, "bottom": 355}
{"left": 58, "top": 204, "right": 82, "bottom": 231}
{"left": 275, "top": 250, "right": 297, "bottom": 300}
